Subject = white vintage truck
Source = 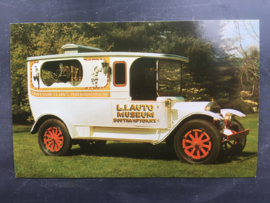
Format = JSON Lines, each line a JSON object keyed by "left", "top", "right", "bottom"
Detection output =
{"left": 27, "top": 44, "right": 249, "bottom": 164}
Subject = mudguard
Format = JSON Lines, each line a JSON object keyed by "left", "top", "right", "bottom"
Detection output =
{"left": 154, "top": 111, "right": 224, "bottom": 144}
{"left": 31, "top": 113, "right": 79, "bottom": 138}
{"left": 221, "top": 109, "right": 246, "bottom": 118}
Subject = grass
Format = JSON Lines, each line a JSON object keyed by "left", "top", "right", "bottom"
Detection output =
{"left": 13, "top": 114, "right": 258, "bottom": 178}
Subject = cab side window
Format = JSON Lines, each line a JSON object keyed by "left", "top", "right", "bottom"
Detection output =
{"left": 113, "top": 62, "right": 126, "bottom": 87}
{"left": 158, "top": 59, "right": 182, "bottom": 96}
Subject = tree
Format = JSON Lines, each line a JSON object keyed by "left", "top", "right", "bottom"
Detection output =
{"left": 217, "top": 20, "right": 259, "bottom": 112}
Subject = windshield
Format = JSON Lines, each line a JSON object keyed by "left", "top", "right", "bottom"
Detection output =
{"left": 158, "top": 59, "right": 182, "bottom": 96}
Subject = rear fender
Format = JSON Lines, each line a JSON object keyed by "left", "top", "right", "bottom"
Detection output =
{"left": 31, "top": 113, "right": 78, "bottom": 138}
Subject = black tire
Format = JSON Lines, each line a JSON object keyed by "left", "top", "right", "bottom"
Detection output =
{"left": 78, "top": 140, "right": 107, "bottom": 150}
{"left": 38, "top": 119, "right": 71, "bottom": 156}
{"left": 220, "top": 119, "right": 247, "bottom": 156}
{"left": 174, "top": 119, "right": 221, "bottom": 164}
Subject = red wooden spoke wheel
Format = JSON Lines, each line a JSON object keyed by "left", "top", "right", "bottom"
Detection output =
{"left": 43, "top": 127, "right": 64, "bottom": 152}
{"left": 182, "top": 129, "right": 212, "bottom": 160}
{"left": 38, "top": 119, "right": 71, "bottom": 156}
{"left": 174, "top": 119, "right": 221, "bottom": 164}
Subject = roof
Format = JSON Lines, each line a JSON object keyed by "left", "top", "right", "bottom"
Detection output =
{"left": 27, "top": 44, "right": 189, "bottom": 63}
{"left": 61, "top": 44, "right": 103, "bottom": 53}
{"left": 27, "top": 52, "right": 189, "bottom": 62}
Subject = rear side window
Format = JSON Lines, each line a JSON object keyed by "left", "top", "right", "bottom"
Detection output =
{"left": 113, "top": 62, "right": 126, "bottom": 87}
{"left": 41, "top": 60, "right": 83, "bottom": 86}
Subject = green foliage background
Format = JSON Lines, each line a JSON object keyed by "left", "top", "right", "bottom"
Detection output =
{"left": 10, "top": 22, "right": 259, "bottom": 123}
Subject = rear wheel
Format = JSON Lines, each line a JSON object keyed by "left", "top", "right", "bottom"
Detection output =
{"left": 220, "top": 120, "right": 246, "bottom": 156}
{"left": 174, "top": 119, "right": 221, "bottom": 164}
{"left": 38, "top": 119, "right": 71, "bottom": 156}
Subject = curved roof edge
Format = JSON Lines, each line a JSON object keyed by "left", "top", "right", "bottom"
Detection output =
{"left": 61, "top": 44, "right": 103, "bottom": 53}
{"left": 27, "top": 52, "right": 189, "bottom": 63}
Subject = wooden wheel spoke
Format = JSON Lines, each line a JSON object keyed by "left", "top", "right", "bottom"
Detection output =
{"left": 184, "top": 139, "right": 192, "bottom": 144}
{"left": 200, "top": 147, "right": 208, "bottom": 156}
{"left": 49, "top": 144, "right": 55, "bottom": 152}
{"left": 196, "top": 150, "right": 200, "bottom": 158}
{"left": 51, "top": 129, "right": 56, "bottom": 135}
{"left": 195, "top": 131, "right": 198, "bottom": 139}
{"left": 185, "top": 145, "right": 193, "bottom": 150}
{"left": 55, "top": 142, "right": 61, "bottom": 151}
{"left": 44, "top": 138, "right": 52, "bottom": 143}
{"left": 45, "top": 133, "right": 53, "bottom": 138}
{"left": 202, "top": 144, "right": 211, "bottom": 149}
{"left": 56, "top": 138, "right": 63, "bottom": 145}
{"left": 198, "top": 132, "right": 204, "bottom": 140}
{"left": 58, "top": 136, "right": 63, "bottom": 141}
{"left": 45, "top": 141, "right": 53, "bottom": 149}
{"left": 188, "top": 133, "right": 195, "bottom": 140}
{"left": 201, "top": 138, "right": 210, "bottom": 143}
{"left": 190, "top": 149, "right": 195, "bottom": 156}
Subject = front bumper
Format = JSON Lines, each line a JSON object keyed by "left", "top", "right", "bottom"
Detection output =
{"left": 221, "top": 129, "right": 250, "bottom": 141}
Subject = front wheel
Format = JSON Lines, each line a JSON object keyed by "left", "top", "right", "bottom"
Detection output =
{"left": 38, "top": 119, "right": 71, "bottom": 156}
{"left": 174, "top": 119, "right": 221, "bottom": 164}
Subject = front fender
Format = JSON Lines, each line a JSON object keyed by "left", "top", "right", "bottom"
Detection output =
{"left": 221, "top": 109, "right": 246, "bottom": 118}
{"left": 31, "top": 113, "right": 79, "bottom": 139}
{"left": 154, "top": 111, "right": 223, "bottom": 145}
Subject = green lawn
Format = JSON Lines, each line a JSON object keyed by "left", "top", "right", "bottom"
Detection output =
{"left": 13, "top": 114, "right": 258, "bottom": 178}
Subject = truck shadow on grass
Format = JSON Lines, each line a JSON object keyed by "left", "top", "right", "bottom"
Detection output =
{"left": 71, "top": 142, "right": 179, "bottom": 161}
{"left": 216, "top": 151, "right": 257, "bottom": 164}
{"left": 70, "top": 142, "right": 257, "bottom": 164}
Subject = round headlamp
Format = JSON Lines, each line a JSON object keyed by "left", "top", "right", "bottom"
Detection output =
{"left": 224, "top": 113, "right": 234, "bottom": 126}
{"left": 205, "top": 102, "right": 221, "bottom": 113}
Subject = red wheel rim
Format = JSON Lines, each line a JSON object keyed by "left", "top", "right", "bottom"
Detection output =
{"left": 43, "top": 127, "right": 64, "bottom": 152}
{"left": 182, "top": 129, "right": 212, "bottom": 160}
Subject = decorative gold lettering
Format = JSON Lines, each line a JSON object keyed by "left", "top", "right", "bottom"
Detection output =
{"left": 136, "top": 105, "right": 141, "bottom": 111}
{"left": 117, "top": 112, "right": 125, "bottom": 117}
{"left": 141, "top": 104, "right": 146, "bottom": 111}
{"left": 136, "top": 112, "right": 141, "bottom": 118}
{"left": 117, "top": 104, "right": 123, "bottom": 111}
{"left": 125, "top": 112, "right": 130, "bottom": 118}
{"left": 141, "top": 112, "right": 146, "bottom": 118}
{"left": 130, "top": 104, "right": 136, "bottom": 111}
{"left": 148, "top": 105, "right": 154, "bottom": 111}
{"left": 130, "top": 112, "right": 136, "bottom": 118}
{"left": 147, "top": 112, "right": 154, "bottom": 118}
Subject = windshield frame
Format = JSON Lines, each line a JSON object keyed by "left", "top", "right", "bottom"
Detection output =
{"left": 157, "top": 59, "right": 183, "bottom": 97}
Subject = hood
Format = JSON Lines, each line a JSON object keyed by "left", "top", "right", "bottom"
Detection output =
{"left": 172, "top": 101, "right": 211, "bottom": 113}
